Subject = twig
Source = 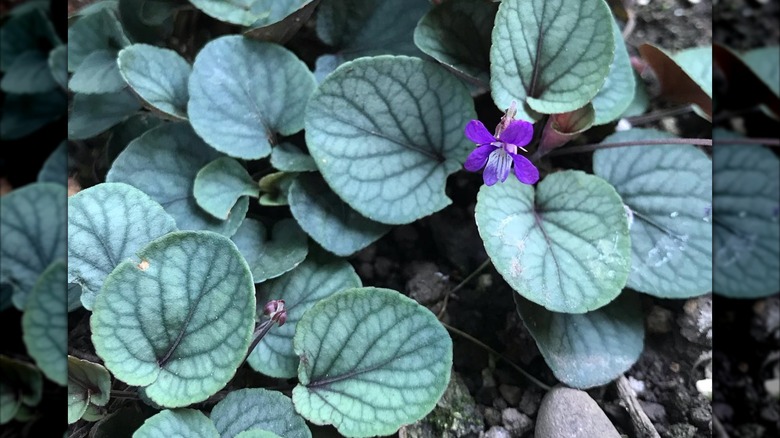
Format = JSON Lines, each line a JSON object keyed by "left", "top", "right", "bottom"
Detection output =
{"left": 615, "top": 375, "right": 662, "bottom": 438}
{"left": 712, "top": 137, "right": 780, "bottom": 147}
{"left": 437, "top": 259, "right": 492, "bottom": 319}
{"left": 441, "top": 322, "right": 552, "bottom": 391}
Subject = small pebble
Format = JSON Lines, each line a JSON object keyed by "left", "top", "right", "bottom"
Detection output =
{"left": 640, "top": 401, "right": 667, "bottom": 423}
{"left": 663, "top": 423, "right": 696, "bottom": 438}
{"left": 502, "top": 408, "right": 533, "bottom": 437}
{"left": 482, "top": 426, "right": 511, "bottom": 438}
{"left": 483, "top": 406, "right": 502, "bottom": 427}
{"left": 535, "top": 386, "right": 621, "bottom": 438}
{"left": 499, "top": 384, "right": 522, "bottom": 406}
{"left": 647, "top": 305, "right": 674, "bottom": 334}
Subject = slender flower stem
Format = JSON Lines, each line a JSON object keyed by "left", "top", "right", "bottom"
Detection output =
{"left": 624, "top": 105, "right": 693, "bottom": 125}
{"left": 441, "top": 322, "right": 553, "bottom": 392}
{"left": 712, "top": 137, "right": 780, "bottom": 146}
{"left": 241, "top": 319, "right": 276, "bottom": 366}
{"left": 438, "top": 259, "right": 492, "bottom": 320}
{"left": 546, "top": 138, "right": 712, "bottom": 157}
{"left": 110, "top": 389, "right": 139, "bottom": 400}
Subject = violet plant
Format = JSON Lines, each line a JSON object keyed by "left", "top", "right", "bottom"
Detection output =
{"left": 6, "top": 0, "right": 775, "bottom": 437}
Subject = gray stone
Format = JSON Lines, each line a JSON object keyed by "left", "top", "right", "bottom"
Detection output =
{"left": 483, "top": 406, "right": 502, "bottom": 427}
{"left": 535, "top": 386, "right": 621, "bottom": 438}
{"left": 677, "top": 295, "right": 712, "bottom": 346}
{"left": 406, "top": 261, "right": 449, "bottom": 304}
{"left": 493, "top": 397, "right": 508, "bottom": 410}
{"left": 518, "top": 389, "right": 542, "bottom": 417}
{"left": 502, "top": 408, "right": 533, "bottom": 437}
{"left": 662, "top": 423, "right": 696, "bottom": 438}
{"left": 482, "top": 426, "right": 512, "bottom": 438}
{"left": 646, "top": 305, "right": 674, "bottom": 334}
{"left": 639, "top": 400, "right": 667, "bottom": 423}
{"left": 499, "top": 384, "right": 522, "bottom": 406}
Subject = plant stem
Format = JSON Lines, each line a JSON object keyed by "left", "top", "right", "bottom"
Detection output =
{"left": 241, "top": 319, "right": 276, "bottom": 366}
{"left": 712, "top": 137, "right": 780, "bottom": 146}
{"left": 438, "top": 259, "right": 492, "bottom": 319}
{"left": 547, "top": 138, "right": 712, "bottom": 157}
{"left": 110, "top": 389, "right": 139, "bottom": 400}
{"left": 441, "top": 322, "right": 552, "bottom": 391}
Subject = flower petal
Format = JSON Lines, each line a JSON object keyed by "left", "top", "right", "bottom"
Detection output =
{"left": 510, "top": 153, "right": 540, "bottom": 184}
{"left": 499, "top": 119, "right": 534, "bottom": 147}
{"left": 464, "top": 120, "right": 496, "bottom": 145}
{"left": 464, "top": 144, "right": 498, "bottom": 171}
{"left": 484, "top": 150, "right": 512, "bottom": 185}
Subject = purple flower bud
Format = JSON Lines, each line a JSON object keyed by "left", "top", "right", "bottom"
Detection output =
{"left": 263, "top": 299, "right": 287, "bottom": 326}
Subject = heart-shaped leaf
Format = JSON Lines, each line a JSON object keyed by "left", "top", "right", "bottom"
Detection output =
{"left": 713, "top": 129, "right": 780, "bottom": 298}
{"left": 0, "top": 356, "right": 42, "bottom": 424}
{"left": 0, "top": 182, "right": 66, "bottom": 309}
{"left": 118, "top": 44, "right": 191, "bottom": 120}
{"left": 188, "top": 35, "right": 316, "bottom": 159}
{"left": 210, "top": 388, "right": 311, "bottom": 438}
{"left": 270, "top": 143, "right": 317, "bottom": 172}
{"left": 1, "top": 50, "right": 58, "bottom": 94}
{"left": 592, "top": 19, "right": 635, "bottom": 125}
{"left": 314, "top": 0, "right": 430, "bottom": 79}
{"left": 48, "top": 45, "right": 67, "bottom": 90}
{"left": 22, "top": 261, "right": 67, "bottom": 385}
{"left": 107, "top": 122, "right": 248, "bottom": 236}
{"left": 67, "top": 356, "right": 111, "bottom": 424}
{"left": 0, "top": 7, "right": 60, "bottom": 71}
{"left": 413, "top": 0, "right": 497, "bottom": 86}
{"left": 305, "top": 55, "right": 476, "bottom": 225}
{"left": 37, "top": 141, "right": 68, "bottom": 185}
{"left": 593, "top": 129, "right": 712, "bottom": 298}
{"left": 742, "top": 46, "right": 779, "bottom": 98}
{"left": 638, "top": 44, "right": 712, "bottom": 118}
{"left": 190, "top": 0, "right": 310, "bottom": 26}
{"left": 490, "top": 0, "right": 614, "bottom": 120}
{"left": 193, "top": 157, "right": 259, "bottom": 220}
{"left": 68, "top": 89, "right": 141, "bottom": 140}
{"left": 292, "top": 287, "right": 453, "bottom": 437}
{"left": 515, "top": 291, "right": 644, "bottom": 388}
{"left": 67, "top": 7, "right": 130, "bottom": 72}
{"left": 231, "top": 218, "right": 308, "bottom": 283}
{"left": 91, "top": 231, "right": 256, "bottom": 407}
{"left": 476, "top": 171, "right": 631, "bottom": 313}
{"left": 134, "top": 409, "right": 219, "bottom": 438}
{"left": 68, "top": 49, "right": 126, "bottom": 94}
{"left": 248, "top": 257, "right": 361, "bottom": 378}
{"left": 1, "top": 91, "right": 66, "bottom": 140}
{"left": 288, "top": 174, "right": 391, "bottom": 256}
{"left": 68, "top": 182, "right": 178, "bottom": 310}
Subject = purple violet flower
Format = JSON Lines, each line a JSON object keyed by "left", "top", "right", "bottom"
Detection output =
{"left": 464, "top": 118, "right": 539, "bottom": 186}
